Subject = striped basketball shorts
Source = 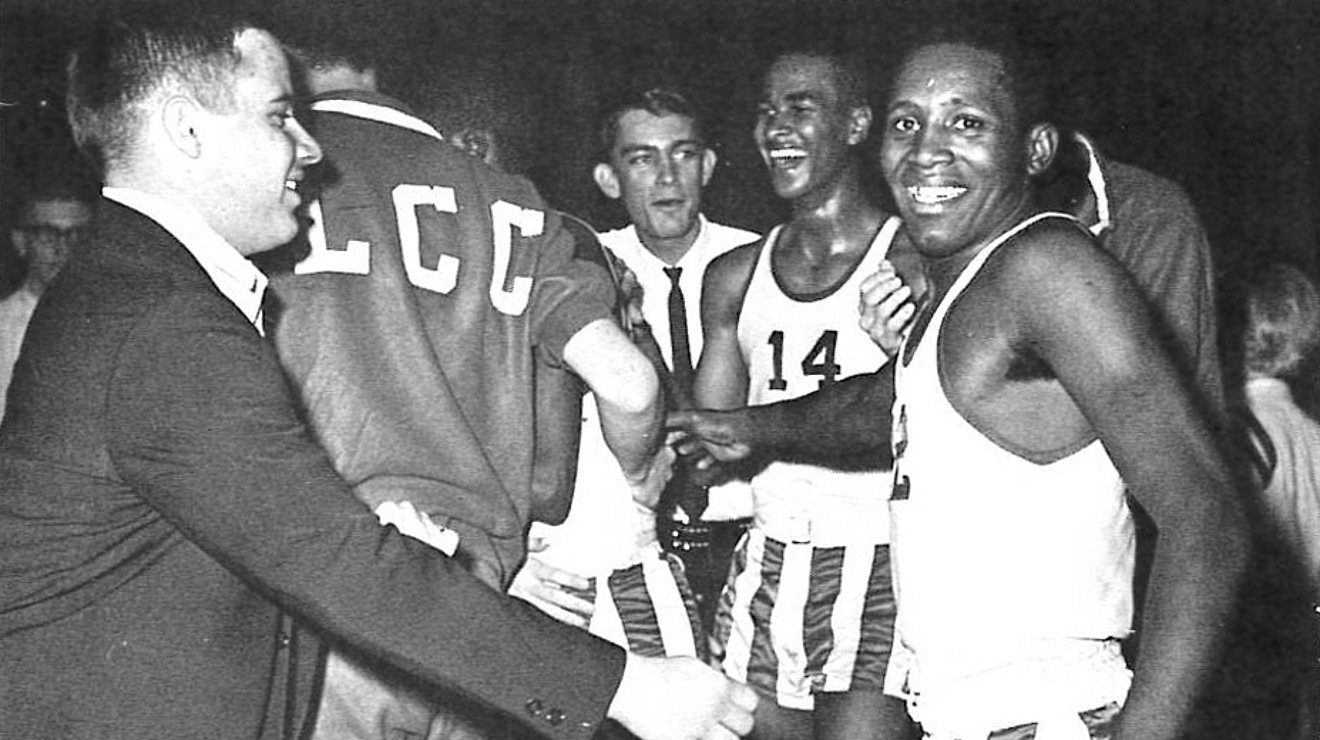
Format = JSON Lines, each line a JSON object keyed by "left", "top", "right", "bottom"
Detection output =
{"left": 712, "top": 528, "right": 896, "bottom": 710}
{"left": 584, "top": 548, "right": 708, "bottom": 660}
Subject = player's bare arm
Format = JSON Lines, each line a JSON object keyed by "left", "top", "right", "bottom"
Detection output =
{"left": 670, "top": 369, "right": 893, "bottom": 467}
{"left": 672, "top": 238, "right": 898, "bottom": 468}
{"left": 692, "top": 242, "right": 759, "bottom": 410}
{"left": 955, "top": 223, "right": 1247, "bottom": 740}
{"left": 564, "top": 319, "right": 664, "bottom": 484}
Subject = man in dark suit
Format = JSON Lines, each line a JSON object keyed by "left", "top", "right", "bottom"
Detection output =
{"left": 0, "top": 11, "right": 755, "bottom": 740}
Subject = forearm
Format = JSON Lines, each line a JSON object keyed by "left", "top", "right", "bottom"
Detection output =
{"left": 566, "top": 319, "right": 664, "bottom": 481}
{"left": 752, "top": 368, "right": 893, "bottom": 460}
{"left": 598, "top": 391, "right": 665, "bottom": 483}
{"left": 1114, "top": 482, "right": 1248, "bottom": 740}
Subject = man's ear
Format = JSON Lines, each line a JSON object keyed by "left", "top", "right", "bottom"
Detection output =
{"left": 593, "top": 162, "right": 621, "bottom": 200}
{"left": 700, "top": 147, "right": 718, "bottom": 188}
{"left": 161, "top": 94, "right": 204, "bottom": 159}
{"left": 9, "top": 228, "right": 30, "bottom": 259}
{"left": 1025, "top": 122, "right": 1058, "bottom": 177}
{"left": 848, "top": 104, "right": 873, "bottom": 146}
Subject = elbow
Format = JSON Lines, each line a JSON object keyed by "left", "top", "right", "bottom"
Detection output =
{"left": 600, "top": 356, "right": 660, "bottom": 416}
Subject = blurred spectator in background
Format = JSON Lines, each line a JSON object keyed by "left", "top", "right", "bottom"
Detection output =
{"left": 1239, "top": 262, "right": 1320, "bottom": 739}
{"left": 0, "top": 174, "right": 94, "bottom": 420}
{"left": 1244, "top": 262, "right": 1320, "bottom": 593}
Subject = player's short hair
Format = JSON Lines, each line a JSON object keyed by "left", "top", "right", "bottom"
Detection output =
{"left": 764, "top": 47, "right": 871, "bottom": 112}
{"left": 1245, "top": 263, "right": 1320, "bottom": 380}
{"left": 274, "top": 14, "right": 382, "bottom": 83}
{"left": 66, "top": 8, "right": 252, "bottom": 176}
{"left": 890, "top": 20, "right": 1054, "bottom": 133}
{"left": 597, "top": 87, "right": 707, "bottom": 162}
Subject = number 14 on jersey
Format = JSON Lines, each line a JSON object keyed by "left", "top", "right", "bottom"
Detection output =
{"left": 767, "top": 329, "right": 841, "bottom": 391}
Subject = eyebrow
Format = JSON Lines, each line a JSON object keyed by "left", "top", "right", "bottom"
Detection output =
{"left": 618, "top": 144, "right": 658, "bottom": 157}
{"left": 618, "top": 139, "right": 704, "bottom": 157}
{"left": 886, "top": 94, "right": 983, "bottom": 110}
{"left": 758, "top": 90, "right": 819, "bottom": 107}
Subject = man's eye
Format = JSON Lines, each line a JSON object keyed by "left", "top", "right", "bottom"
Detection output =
{"left": 890, "top": 117, "right": 918, "bottom": 134}
{"left": 952, "top": 115, "right": 984, "bottom": 132}
{"left": 628, "top": 154, "right": 653, "bottom": 166}
{"left": 271, "top": 110, "right": 294, "bottom": 128}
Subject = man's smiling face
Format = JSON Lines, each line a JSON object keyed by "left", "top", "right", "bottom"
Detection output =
{"left": 880, "top": 42, "right": 1032, "bottom": 260}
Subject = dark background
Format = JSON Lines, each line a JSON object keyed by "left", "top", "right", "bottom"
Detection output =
{"left": 6, "top": 0, "right": 1320, "bottom": 401}
{"left": 4, "top": 0, "right": 1319, "bottom": 277}
{"left": 2, "top": 1, "right": 1319, "bottom": 735}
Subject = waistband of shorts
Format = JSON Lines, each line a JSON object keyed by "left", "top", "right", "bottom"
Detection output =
{"left": 887, "top": 637, "right": 1131, "bottom": 739}
{"left": 753, "top": 507, "right": 890, "bottom": 547}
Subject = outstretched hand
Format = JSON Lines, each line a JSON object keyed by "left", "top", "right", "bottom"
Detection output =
{"left": 607, "top": 654, "right": 758, "bottom": 740}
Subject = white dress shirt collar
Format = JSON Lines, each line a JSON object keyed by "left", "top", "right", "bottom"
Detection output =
{"left": 103, "top": 187, "right": 269, "bottom": 335}
{"left": 617, "top": 214, "right": 713, "bottom": 272}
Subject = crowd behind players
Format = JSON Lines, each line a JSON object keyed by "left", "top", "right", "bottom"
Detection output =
{"left": 0, "top": 7, "right": 1316, "bottom": 740}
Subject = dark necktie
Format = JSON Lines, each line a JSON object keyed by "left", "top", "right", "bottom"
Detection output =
{"left": 664, "top": 266, "right": 693, "bottom": 398}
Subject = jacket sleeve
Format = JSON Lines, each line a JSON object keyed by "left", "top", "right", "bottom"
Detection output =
{"left": 103, "top": 291, "right": 624, "bottom": 740}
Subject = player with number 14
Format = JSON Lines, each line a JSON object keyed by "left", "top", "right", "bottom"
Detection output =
{"left": 693, "top": 51, "right": 916, "bottom": 740}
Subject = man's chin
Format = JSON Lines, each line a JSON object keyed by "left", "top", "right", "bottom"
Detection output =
{"left": 643, "top": 218, "right": 698, "bottom": 242}
{"left": 235, "top": 220, "right": 298, "bottom": 256}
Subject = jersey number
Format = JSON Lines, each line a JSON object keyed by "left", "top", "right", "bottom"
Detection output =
{"left": 767, "top": 329, "right": 841, "bottom": 391}
{"left": 295, "top": 185, "right": 540, "bottom": 316}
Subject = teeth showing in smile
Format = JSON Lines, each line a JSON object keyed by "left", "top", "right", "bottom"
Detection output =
{"left": 909, "top": 186, "right": 966, "bottom": 204}
{"left": 769, "top": 148, "right": 807, "bottom": 166}
{"left": 285, "top": 179, "right": 299, "bottom": 193}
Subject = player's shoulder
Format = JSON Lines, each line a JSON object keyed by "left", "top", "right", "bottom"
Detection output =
{"left": 994, "top": 213, "right": 1115, "bottom": 284}
{"left": 312, "top": 92, "right": 547, "bottom": 209}
{"left": 706, "top": 235, "right": 764, "bottom": 285}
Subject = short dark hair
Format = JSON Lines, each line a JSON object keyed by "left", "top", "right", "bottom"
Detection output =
{"left": 597, "top": 87, "right": 707, "bottom": 162}
{"left": 891, "top": 20, "right": 1054, "bottom": 132}
{"left": 66, "top": 8, "right": 253, "bottom": 175}
{"left": 273, "top": 11, "right": 383, "bottom": 84}
{"left": 765, "top": 48, "right": 871, "bottom": 112}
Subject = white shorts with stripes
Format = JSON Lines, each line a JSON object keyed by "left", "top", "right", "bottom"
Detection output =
{"left": 585, "top": 546, "right": 707, "bottom": 660}
{"left": 712, "top": 528, "right": 896, "bottom": 710}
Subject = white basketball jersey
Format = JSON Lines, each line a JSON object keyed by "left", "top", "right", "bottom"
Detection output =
{"left": 889, "top": 212, "right": 1135, "bottom": 693}
{"left": 735, "top": 217, "right": 900, "bottom": 546}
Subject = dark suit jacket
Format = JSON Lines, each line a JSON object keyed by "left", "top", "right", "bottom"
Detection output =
{"left": 0, "top": 200, "right": 623, "bottom": 739}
